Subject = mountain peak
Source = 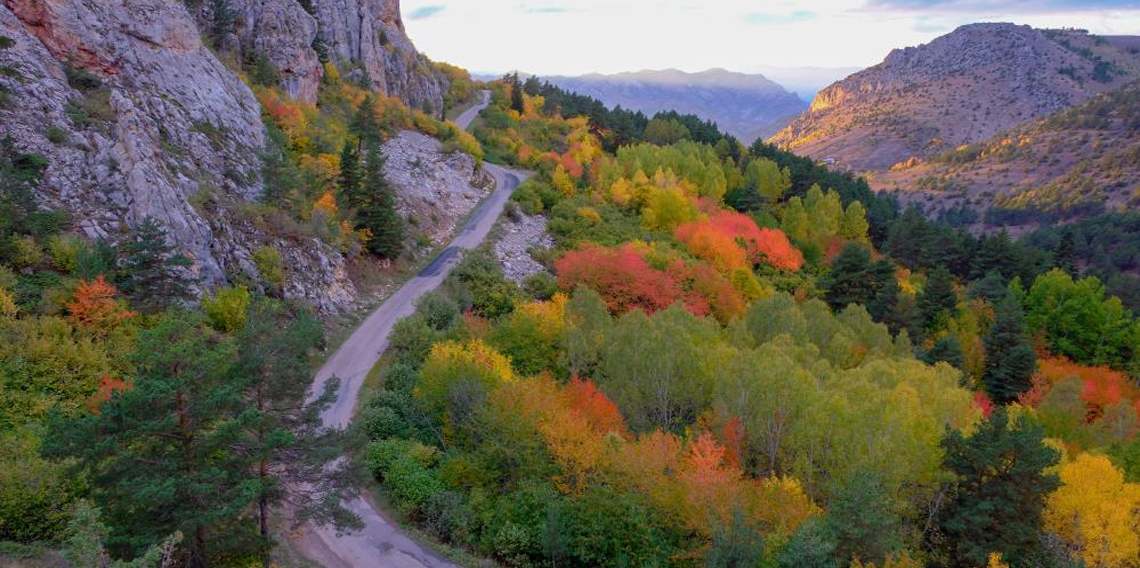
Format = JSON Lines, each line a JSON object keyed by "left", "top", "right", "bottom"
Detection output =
{"left": 770, "top": 23, "right": 1140, "bottom": 171}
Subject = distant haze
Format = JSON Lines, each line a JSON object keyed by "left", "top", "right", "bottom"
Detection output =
{"left": 539, "top": 69, "right": 810, "bottom": 143}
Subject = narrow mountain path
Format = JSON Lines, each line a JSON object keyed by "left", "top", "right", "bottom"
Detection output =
{"left": 297, "top": 91, "right": 529, "bottom": 568}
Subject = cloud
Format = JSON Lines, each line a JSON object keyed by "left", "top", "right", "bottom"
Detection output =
{"left": 524, "top": 6, "right": 570, "bottom": 14}
{"left": 408, "top": 5, "right": 446, "bottom": 20}
{"left": 744, "top": 10, "right": 817, "bottom": 25}
{"left": 867, "top": 0, "right": 1140, "bottom": 12}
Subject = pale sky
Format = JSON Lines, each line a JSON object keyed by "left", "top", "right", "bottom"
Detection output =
{"left": 400, "top": 0, "right": 1140, "bottom": 77}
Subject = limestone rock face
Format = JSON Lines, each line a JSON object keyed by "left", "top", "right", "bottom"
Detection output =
{"left": 194, "top": 0, "right": 447, "bottom": 110}
{"left": 314, "top": 0, "right": 446, "bottom": 112}
{"left": 0, "top": 0, "right": 356, "bottom": 312}
{"left": 228, "top": 0, "right": 323, "bottom": 102}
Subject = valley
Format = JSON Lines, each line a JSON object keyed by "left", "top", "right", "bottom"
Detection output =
{"left": 2, "top": 3, "right": 1140, "bottom": 568}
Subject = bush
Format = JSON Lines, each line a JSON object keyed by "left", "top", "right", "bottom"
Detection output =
{"left": 252, "top": 245, "right": 285, "bottom": 292}
{"left": 46, "top": 234, "right": 82, "bottom": 273}
{"left": 202, "top": 285, "right": 250, "bottom": 333}
{"left": 421, "top": 491, "right": 475, "bottom": 546}
{"left": 386, "top": 458, "right": 445, "bottom": 516}
{"left": 523, "top": 272, "right": 558, "bottom": 300}
{"left": 419, "top": 292, "right": 460, "bottom": 332}
{"left": 0, "top": 428, "right": 81, "bottom": 542}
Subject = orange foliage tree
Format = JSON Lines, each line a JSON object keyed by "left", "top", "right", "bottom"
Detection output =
{"left": 1032, "top": 356, "right": 1140, "bottom": 421}
{"left": 66, "top": 276, "right": 136, "bottom": 332}
{"left": 676, "top": 211, "right": 803, "bottom": 272}
{"left": 85, "top": 374, "right": 132, "bottom": 414}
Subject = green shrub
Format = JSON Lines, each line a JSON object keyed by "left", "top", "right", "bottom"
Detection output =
{"left": 386, "top": 459, "right": 445, "bottom": 516}
{"left": 419, "top": 292, "right": 460, "bottom": 331}
{"left": 0, "top": 36, "right": 14, "bottom": 50}
{"left": 361, "top": 405, "right": 403, "bottom": 441}
{"left": 420, "top": 491, "right": 474, "bottom": 546}
{"left": 202, "top": 285, "right": 250, "bottom": 333}
{"left": 523, "top": 272, "right": 557, "bottom": 300}
{"left": 252, "top": 245, "right": 285, "bottom": 291}
{"left": 6, "top": 235, "right": 42, "bottom": 269}
{"left": 46, "top": 126, "right": 68, "bottom": 144}
{"left": 0, "top": 428, "right": 82, "bottom": 542}
{"left": 46, "top": 234, "right": 82, "bottom": 273}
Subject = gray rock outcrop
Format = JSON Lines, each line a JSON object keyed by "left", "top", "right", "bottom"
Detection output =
{"left": 381, "top": 130, "right": 494, "bottom": 246}
{"left": 193, "top": 0, "right": 447, "bottom": 110}
{"left": 0, "top": 0, "right": 355, "bottom": 312}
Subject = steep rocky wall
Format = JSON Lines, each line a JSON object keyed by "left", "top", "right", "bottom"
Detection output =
{"left": 0, "top": 0, "right": 355, "bottom": 313}
{"left": 315, "top": 0, "right": 446, "bottom": 112}
{"left": 197, "top": 0, "right": 447, "bottom": 111}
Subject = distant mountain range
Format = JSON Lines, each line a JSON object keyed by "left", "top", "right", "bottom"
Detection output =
{"left": 543, "top": 69, "right": 810, "bottom": 143}
{"left": 768, "top": 23, "right": 1140, "bottom": 226}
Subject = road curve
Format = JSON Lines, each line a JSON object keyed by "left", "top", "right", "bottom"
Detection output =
{"left": 298, "top": 92, "right": 528, "bottom": 568}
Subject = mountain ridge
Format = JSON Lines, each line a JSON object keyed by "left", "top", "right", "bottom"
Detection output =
{"left": 771, "top": 23, "right": 1140, "bottom": 172}
{"left": 545, "top": 68, "right": 808, "bottom": 142}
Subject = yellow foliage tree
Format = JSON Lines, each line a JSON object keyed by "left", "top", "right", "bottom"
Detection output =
{"left": 416, "top": 340, "right": 515, "bottom": 418}
{"left": 1045, "top": 453, "right": 1140, "bottom": 568}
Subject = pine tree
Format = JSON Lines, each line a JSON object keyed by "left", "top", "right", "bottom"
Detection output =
{"left": 210, "top": 0, "right": 235, "bottom": 49}
{"left": 357, "top": 143, "right": 404, "bottom": 258}
{"left": 1053, "top": 228, "right": 1077, "bottom": 276}
{"left": 867, "top": 266, "right": 900, "bottom": 323}
{"left": 509, "top": 74, "right": 526, "bottom": 114}
{"left": 337, "top": 140, "right": 363, "bottom": 212}
{"left": 233, "top": 300, "right": 355, "bottom": 555}
{"left": 918, "top": 267, "right": 956, "bottom": 328}
{"left": 117, "top": 217, "right": 193, "bottom": 313}
{"left": 923, "top": 335, "right": 965, "bottom": 370}
{"left": 351, "top": 96, "right": 382, "bottom": 146}
{"left": 982, "top": 295, "right": 1037, "bottom": 404}
{"left": 44, "top": 314, "right": 257, "bottom": 568}
{"left": 931, "top": 409, "right": 1059, "bottom": 568}
{"left": 823, "top": 244, "right": 877, "bottom": 310}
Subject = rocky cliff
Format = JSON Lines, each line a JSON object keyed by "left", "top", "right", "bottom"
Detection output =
{"left": 0, "top": 0, "right": 465, "bottom": 314}
{"left": 770, "top": 24, "right": 1140, "bottom": 172}
{"left": 196, "top": 0, "right": 447, "bottom": 111}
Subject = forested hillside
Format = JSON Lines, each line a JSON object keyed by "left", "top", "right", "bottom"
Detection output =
{"left": 2, "top": 3, "right": 1140, "bottom": 568}
{"left": 353, "top": 75, "right": 1140, "bottom": 568}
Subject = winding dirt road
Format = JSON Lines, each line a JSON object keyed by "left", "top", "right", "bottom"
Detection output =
{"left": 298, "top": 92, "right": 528, "bottom": 568}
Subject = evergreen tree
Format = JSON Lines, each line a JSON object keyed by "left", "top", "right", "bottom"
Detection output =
{"left": 210, "top": 0, "right": 235, "bottom": 49}
{"left": 918, "top": 267, "right": 957, "bottom": 328}
{"left": 705, "top": 509, "right": 765, "bottom": 568}
{"left": 44, "top": 314, "right": 257, "bottom": 568}
{"left": 930, "top": 409, "right": 1059, "bottom": 568}
{"left": 117, "top": 217, "right": 194, "bottom": 313}
{"left": 233, "top": 300, "right": 356, "bottom": 553}
{"left": 356, "top": 143, "right": 404, "bottom": 258}
{"left": 75, "top": 238, "right": 118, "bottom": 282}
{"left": 982, "top": 295, "right": 1037, "bottom": 404}
{"left": 509, "top": 74, "right": 526, "bottom": 114}
{"left": 63, "top": 500, "right": 178, "bottom": 568}
{"left": 1053, "top": 228, "right": 1077, "bottom": 276}
{"left": 971, "top": 230, "right": 1019, "bottom": 281}
{"left": 823, "top": 472, "right": 902, "bottom": 566}
{"left": 351, "top": 96, "right": 382, "bottom": 146}
{"left": 967, "top": 270, "right": 1007, "bottom": 304}
{"left": 823, "top": 244, "right": 877, "bottom": 310}
{"left": 866, "top": 266, "right": 900, "bottom": 323}
{"left": 337, "top": 140, "right": 363, "bottom": 212}
{"left": 0, "top": 136, "right": 45, "bottom": 240}
{"left": 923, "top": 335, "right": 965, "bottom": 371}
